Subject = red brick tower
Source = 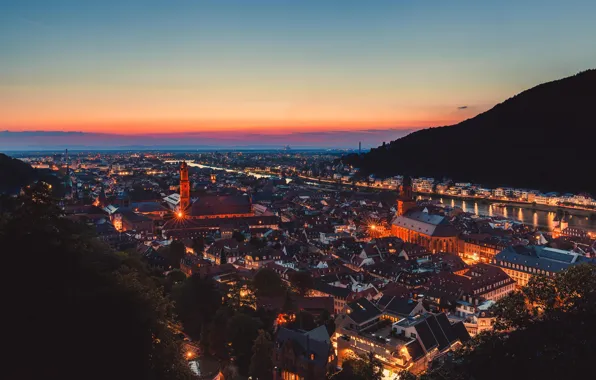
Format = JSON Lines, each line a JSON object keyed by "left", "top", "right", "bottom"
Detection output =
{"left": 180, "top": 161, "right": 190, "bottom": 212}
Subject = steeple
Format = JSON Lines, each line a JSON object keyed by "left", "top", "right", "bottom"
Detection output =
{"left": 397, "top": 176, "right": 416, "bottom": 216}
{"left": 180, "top": 161, "right": 190, "bottom": 212}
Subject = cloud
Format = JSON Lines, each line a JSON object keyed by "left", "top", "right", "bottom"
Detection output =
{"left": 0, "top": 128, "right": 421, "bottom": 150}
{"left": 457, "top": 106, "right": 468, "bottom": 110}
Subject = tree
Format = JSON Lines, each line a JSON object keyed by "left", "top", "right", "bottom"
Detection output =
{"left": 162, "top": 269, "right": 187, "bottom": 294}
{"left": 232, "top": 230, "right": 246, "bottom": 242}
{"left": 221, "top": 362, "right": 240, "bottom": 380}
{"left": 227, "top": 313, "right": 262, "bottom": 375}
{"left": 249, "top": 236, "right": 266, "bottom": 248}
{"left": 252, "top": 268, "right": 286, "bottom": 297}
{"left": 317, "top": 309, "right": 336, "bottom": 336}
{"left": 169, "top": 239, "right": 186, "bottom": 268}
{"left": 249, "top": 330, "right": 274, "bottom": 380}
{"left": 173, "top": 274, "right": 222, "bottom": 340}
{"left": 337, "top": 352, "right": 383, "bottom": 380}
{"left": 2, "top": 186, "right": 193, "bottom": 379}
{"left": 416, "top": 264, "right": 596, "bottom": 380}
{"left": 226, "top": 276, "right": 257, "bottom": 311}
{"left": 399, "top": 370, "right": 418, "bottom": 380}
{"left": 192, "top": 236, "right": 205, "bottom": 257}
{"left": 491, "top": 291, "right": 531, "bottom": 331}
{"left": 289, "top": 270, "right": 314, "bottom": 296}
{"left": 208, "top": 306, "right": 234, "bottom": 360}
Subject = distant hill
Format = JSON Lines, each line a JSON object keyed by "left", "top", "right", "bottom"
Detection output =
{"left": 0, "top": 153, "right": 65, "bottom": 195}
{"left": 0, "top": 153, "right": 37, "bottom": 194}
{"left": 344, "top": 69, "right": 596, "bottom": 195}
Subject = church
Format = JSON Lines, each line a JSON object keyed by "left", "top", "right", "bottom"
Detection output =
{"left": 162, "top": 162, "right": 278, "bottom": 239}
{"left": 391, "top": 177, "right": 459, "bottom": 254}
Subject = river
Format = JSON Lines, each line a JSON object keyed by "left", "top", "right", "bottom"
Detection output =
{"left": 164, "top": 160, "right": 283, "bottom": 180}
{"left": 419, "top": 195, "right": 596, "bottom": 232}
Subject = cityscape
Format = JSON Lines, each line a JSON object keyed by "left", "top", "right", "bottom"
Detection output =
{"left": 3, "top": 1, "right": 596, "bottom": 380}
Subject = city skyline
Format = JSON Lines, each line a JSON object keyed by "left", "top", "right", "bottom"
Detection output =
{"left": 2, "top": 0, "right": 596, "bottom": 148}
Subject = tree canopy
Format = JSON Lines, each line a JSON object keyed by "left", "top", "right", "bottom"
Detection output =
{"left": 336, "top": 352, "right": 384, "bottom": 380}
{"left": 252, "top": 268, "right": 287, "bottom": 297}
{"left": 289, "top": 270, "right": 314, "bottom": 296}
{"left": 406, "top": 264, "right": 596, "bottom": 380}
{"left": 3, "top": 182, "right": 193, "bottom": 379}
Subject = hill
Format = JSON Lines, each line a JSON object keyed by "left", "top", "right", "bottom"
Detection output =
{"left": 344, "top": 69, "right": 596, "bottom": 195}
{"left": 0, "top": 153, "right": 37, "bottom": 194}
{"left": 0, "top": 153, "right": 66, "bottom": 196}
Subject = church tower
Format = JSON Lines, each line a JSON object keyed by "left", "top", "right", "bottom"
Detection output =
{"left": 397, "top": 176, "right": 416, "bottom": 216}
{"left": 180, "top": 161, "right": 190, "bottom": 212}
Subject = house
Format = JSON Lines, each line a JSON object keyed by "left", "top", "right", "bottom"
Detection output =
{"left": 335, "top": 297, "right": 469, "bottom": 376}
{"left": 273, "top": 325, "right": 336, "bottom": 380}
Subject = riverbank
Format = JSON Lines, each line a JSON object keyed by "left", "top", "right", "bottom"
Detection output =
{"left": 165, "top": 159, "right": 596, "bottom": 219}
{"left": 416, "top": 192, "right": 596, "bottom": 219}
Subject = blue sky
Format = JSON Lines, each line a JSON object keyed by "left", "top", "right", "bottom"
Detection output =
{"left": 1, "top": 0, "right": 595, "bottom": 148}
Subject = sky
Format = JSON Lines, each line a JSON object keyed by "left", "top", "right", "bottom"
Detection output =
{"left": 1, "top": 0, "right": 595, "bottom": 149}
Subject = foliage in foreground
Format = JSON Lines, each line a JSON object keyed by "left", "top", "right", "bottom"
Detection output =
{"left": 403, "top": 264, "right": 596, "bottom": 380}
{"left": 2, "top": 184, "right": 193, "bottom": 380}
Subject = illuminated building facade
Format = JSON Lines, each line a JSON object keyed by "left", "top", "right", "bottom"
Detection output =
{"left": 392, "top": 211, "right": 459, "bottom": 254}
{"left": 492, "top": 245, "right": 596, "bottom": 287}
{"left": 335, "top": 298, "right": 470, "bottom": 377}
{"left": 391, "top": 178, "right": 459, "bottom": 254}
{"left": 162, "top": 166, "right": 279, "bottom": 238}
{"left": 458, "top": 236, "right": 506, "bottom": 263}
{"left": 179, "top": 161, "right": 190, "bottom": 212}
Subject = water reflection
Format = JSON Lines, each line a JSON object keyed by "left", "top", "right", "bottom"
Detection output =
{"left": 420, "top": 195, "right": 596, "bottom": 232}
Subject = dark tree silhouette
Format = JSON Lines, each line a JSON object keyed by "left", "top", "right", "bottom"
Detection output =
{"left": 3, "top": 184, "right": 193, "bottom": 380}
{"left": 337, "top": 352, "right": 384, "bottom": 380}
{"left": 172, "top": 274, "right": 222, "bottom": 340}
{"left": 249, "top": 330, "right": 274, "bottom": 380}
{"left": 409, "top": 264, "right": 596, "bottom": 380}
{"left": 252, "top": 268, "right": 287, "bottom": 297}
{"left": 289, "top": 270, "right": 314, "bottom": 296}
{"left": 169, "top": 239, "right": 186, "bottom": 269}
{"left": 227, "top": 313, "right": 262, "bottom": 375}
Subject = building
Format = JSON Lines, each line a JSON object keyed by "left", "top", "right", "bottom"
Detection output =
{"left": 422, "top": 264, "right": 515, "bottom": 314}
{"left": 180, "top": 255, "right": 212, "bottom": 277}
{"left": 163, "top": 193, "right": 180, "bottom": 211}
{"left": 392, "top": 178, "right": 459, "bottom": 253}
{"left": 335, "top": 298, "right": 470, "bottom": 377}
{"left": 162, "top": 164, "right": 279, "bottom": 238}
{"left": 245, "top": 247, "right": 284, "bottom": 269}
{"left": 460, "top": 300, "right": 496, "bottom": 337}
{"left": 392, "top": 211, "right": 459, "bottom": 254}
{"left": 179, "top": 161, "right": 190, "bottom": 212}
{"left": 310, "top": 281, "right": 353, "bottom": 315}
{"left": 112, "top": 209, "right": 153, "bottom": 234}
{"left": 273, "top": 325, "right": 336, "bottom": 380}
{"left": 396, "top": 177, "right": 417, "bottom": 217}
{"left": 458, "top": 234, "right": 510, "bottom": 263}
{"left": 492, "top": 245, "right": 596, "bottom": 287}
